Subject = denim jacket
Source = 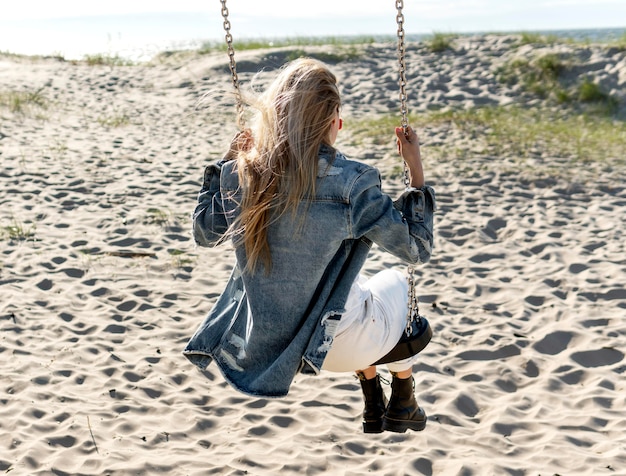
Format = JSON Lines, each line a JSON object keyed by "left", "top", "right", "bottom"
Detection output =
{"left": 183, "top": 144, "right": 436, "bottom": 397}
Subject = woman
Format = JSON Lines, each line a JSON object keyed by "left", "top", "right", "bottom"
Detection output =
{"left": 184, "top": 58, "right": 436, "bottom": 433}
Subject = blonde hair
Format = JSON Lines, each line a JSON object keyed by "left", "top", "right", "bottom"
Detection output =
{"left": 235, "top": 58, "right": 341, "bottom": 273}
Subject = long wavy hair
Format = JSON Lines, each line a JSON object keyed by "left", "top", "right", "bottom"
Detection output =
{"left": 234, "top": 58, "right": 341, "bottom": 274}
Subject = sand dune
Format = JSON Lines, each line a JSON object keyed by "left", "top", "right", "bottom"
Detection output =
{"left": 1, "top": 35, "right": 625, "bottom": 475}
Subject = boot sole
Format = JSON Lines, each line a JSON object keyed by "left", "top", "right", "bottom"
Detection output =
{"left": 382, "top": 416, "right": 427, "bottom": 433}
{"left": 363, "top": 421, "right": 384, "bottom": 433}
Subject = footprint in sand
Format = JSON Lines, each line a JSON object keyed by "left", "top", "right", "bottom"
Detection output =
{"left": 533, "top": 331, "right": 574, "bottom": 355}
{"left": 570, "top": 348, "right": 624, "bottom": 368}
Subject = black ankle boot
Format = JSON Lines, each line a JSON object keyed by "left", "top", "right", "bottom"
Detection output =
{"left": 356, "top": 372, "right": 388, "bottom": 433}
{"left": 382, "top": 374, "right": 427, "bottom": 433}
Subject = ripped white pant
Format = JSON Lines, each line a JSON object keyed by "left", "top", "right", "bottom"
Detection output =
{"left": 321, "top": 269, "right": 420, "bottom": 373}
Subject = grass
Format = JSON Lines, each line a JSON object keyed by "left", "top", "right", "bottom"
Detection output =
{"left": 156, "top": 35, "right": 378, "bottom": 63}
{"left": 1, "top": 49, "right": 135, "bottom": 65}
{"left": 0, "top": 87, "right": 48, "bottom": 114}
{"left": 46, "top": 140, "right": 69, "bottom": 161}
{"left": 168, "top": 248, "right": 194, "bottom": 269}
{"left": 1, "top": 50, "right": 66, "bottom": 61}
{"left": 82, "top": 53, "right": 135, "bottom": 66}
{"left": 496, "top": 54, "right": 569, "bottom": 100}
{"left": 349, "top": 114, "right": 403, "bottom": 145}
{"left": 496, "top": 52, "right": 619, "bottom": 113}
{"left": 535, "top": 53, "right": 565, "bottom": 80}
{"left": 349, "top": 106, "right": 626, "bottom": 169}
{"left": 197, "top": 35, "right": 377, "bottom": 54}
{"left": 614, "top": 32, "right": 626, "bottom": 50}
{"left": 282, "top": 47, "right": 363, "bottom": 63}
{"left": 518, "top": 32, "right": 561, "bottom": 46}
{"left": 432, "top": 107, "right": 624, "bottom": 163}
{"left": 427, "top": 33, "right": 456, "bottom": 53}
{"left": 145, "top": 208, "right": 171, "bottom": 227}
{"left": 1, "top": 217, "right": 36, "bottom": 241}
{"left": 97, "top": 113, "right": 131, "bottom": 127}
{"left": 576, "top": 79, "right": 619, "bottom": 116}
{"left": 578, "top": 78, "right": 613, "bottom": 103}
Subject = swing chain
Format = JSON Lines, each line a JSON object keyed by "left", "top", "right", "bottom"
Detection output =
{"left": 396, "top": 0, "right": 421, "bottom": 333}
{"left": 220, "top": 0, "right": 246, "bottom": 130}
{"left": 406, "top": 264, "right": 420, "bottom": 334}
{"left": 396, "top": 0, "right": 411, "bottom": 193}
{"left": 396, "top": 1, "right": 409, "bottom": 134}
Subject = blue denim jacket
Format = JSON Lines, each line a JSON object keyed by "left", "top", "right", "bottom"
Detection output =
{"left": 183, "top": 145, "right": 436, "bottom": 397}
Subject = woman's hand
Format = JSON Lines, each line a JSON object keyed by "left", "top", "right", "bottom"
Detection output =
{"left": 395, "top": 126, "right": 425, "bottom": 188}
{"left": 224, "top": 129, "right": 254, "bottom": 161}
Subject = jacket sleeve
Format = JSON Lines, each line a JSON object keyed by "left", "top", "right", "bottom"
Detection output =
{"left": 192, "top": 160, "right": 230, "bottom": 247}
{"left": 349, "top": 167, "right": 436, "bottom": 265}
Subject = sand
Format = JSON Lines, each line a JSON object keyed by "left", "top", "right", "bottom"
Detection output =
{"left": 1, "top": 35, "right": 625, "bottom": 475}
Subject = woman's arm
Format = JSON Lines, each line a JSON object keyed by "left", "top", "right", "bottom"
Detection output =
{"left": 349, "top": 168, "right": 436, "bottom": 266}
{"left": 192, "top": 130, "right": 254, "bottom": 247}
{"left": 395, "top": 126, "right": 424, "bottom": 188}
{"left": 192, "top": 161, "right": 229, "bottom": 247}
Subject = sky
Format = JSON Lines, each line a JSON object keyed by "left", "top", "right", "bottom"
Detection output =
{"left": 4, "top": 0, "right": 626, "bottom": 28}
{"left": 2, "top": 1, "right": 626, "bottom": 59}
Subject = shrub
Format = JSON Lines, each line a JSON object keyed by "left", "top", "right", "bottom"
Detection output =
{"left": 496, "top": 53, "right": 570, "bottom": 101}
{"left": 535, "top": 53, "right": 564, "bottom": 81}
{"left": 428, "top": 33, "right": 455, "bottom": 53}
{"left": 577, "top": 78, "right": 619, "bottom": 114}
{"left": 519, "top": 32, "right": 560, "bottom": 46}
{"left": 578, "top": 78, "right": 606, "bottom": 102}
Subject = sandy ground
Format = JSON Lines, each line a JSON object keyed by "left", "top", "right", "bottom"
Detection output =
{"left": 1, "top": 35, "right": 625, "bottom": 475}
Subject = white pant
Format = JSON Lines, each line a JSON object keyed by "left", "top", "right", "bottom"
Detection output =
{"left": 322, "top": 269, "right": 420, "bottom": 373}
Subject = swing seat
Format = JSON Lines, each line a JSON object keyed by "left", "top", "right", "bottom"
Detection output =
{"left": 371, "top": 315, "right": 432, "bottom": 366}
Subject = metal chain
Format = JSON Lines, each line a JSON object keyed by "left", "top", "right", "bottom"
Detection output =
{"left": 220, "top": 0, "right": 245, "bottom": 130}
{"left": 406, "top": 264, "right": 419, "bottom": 334}
{"left": 396, "top": 0, "right": 420, "bottom": 333}
{"left": 396, "top": 0, "right": 410, "bottom": 190}
{"left": 396, "top": 0, "right": 409, "bottom": 138}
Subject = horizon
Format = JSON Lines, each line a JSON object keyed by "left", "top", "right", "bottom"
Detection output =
{"left": 2, "top": 1, "right": 625, "bottom": 60}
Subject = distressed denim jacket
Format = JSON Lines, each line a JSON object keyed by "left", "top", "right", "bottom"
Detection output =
{"left": 183, "top": 145, "right": 436, "bottom": 397}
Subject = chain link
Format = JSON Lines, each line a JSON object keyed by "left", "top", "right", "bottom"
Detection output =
{"left": 396, "top": 0, "right": 421, "bottom": 332}
{"left": 220, "top": 0, "right": 245, "bottom": 130}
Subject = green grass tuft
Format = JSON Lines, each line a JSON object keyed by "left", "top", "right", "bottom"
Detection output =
{"left": 605, "top": 32, "right": 626, "bottom": 51}
{"left": 286, "top": 46, "right": 363, "bottom": 63}
{"left": 145, "top": 208, "right": 171, "bottom": 226}
{"left": 1, "top": 217, "right": 36, "bottom": 241}
{"left": 577, "top": 78, "right": 619, "bottom": 114}
{"left": 535, "top": 53, "right": 565, "bottom": 80}
{"left": 579, "top": 78, "right": 607, "bottom": 102}
{"left": 97, "top": 113, "right": 131, "bottom": 127}
{"left": 83, "top": 53, "right": 135, "bottom": 66}
{"left": 518, "top": 32, "right": 560, "bottom": 46}
{"left": 427, "top": 33, "right": 456, "bottom": 53}
{"left": 0, "top": 87, "right": 48, "bottom": 114}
